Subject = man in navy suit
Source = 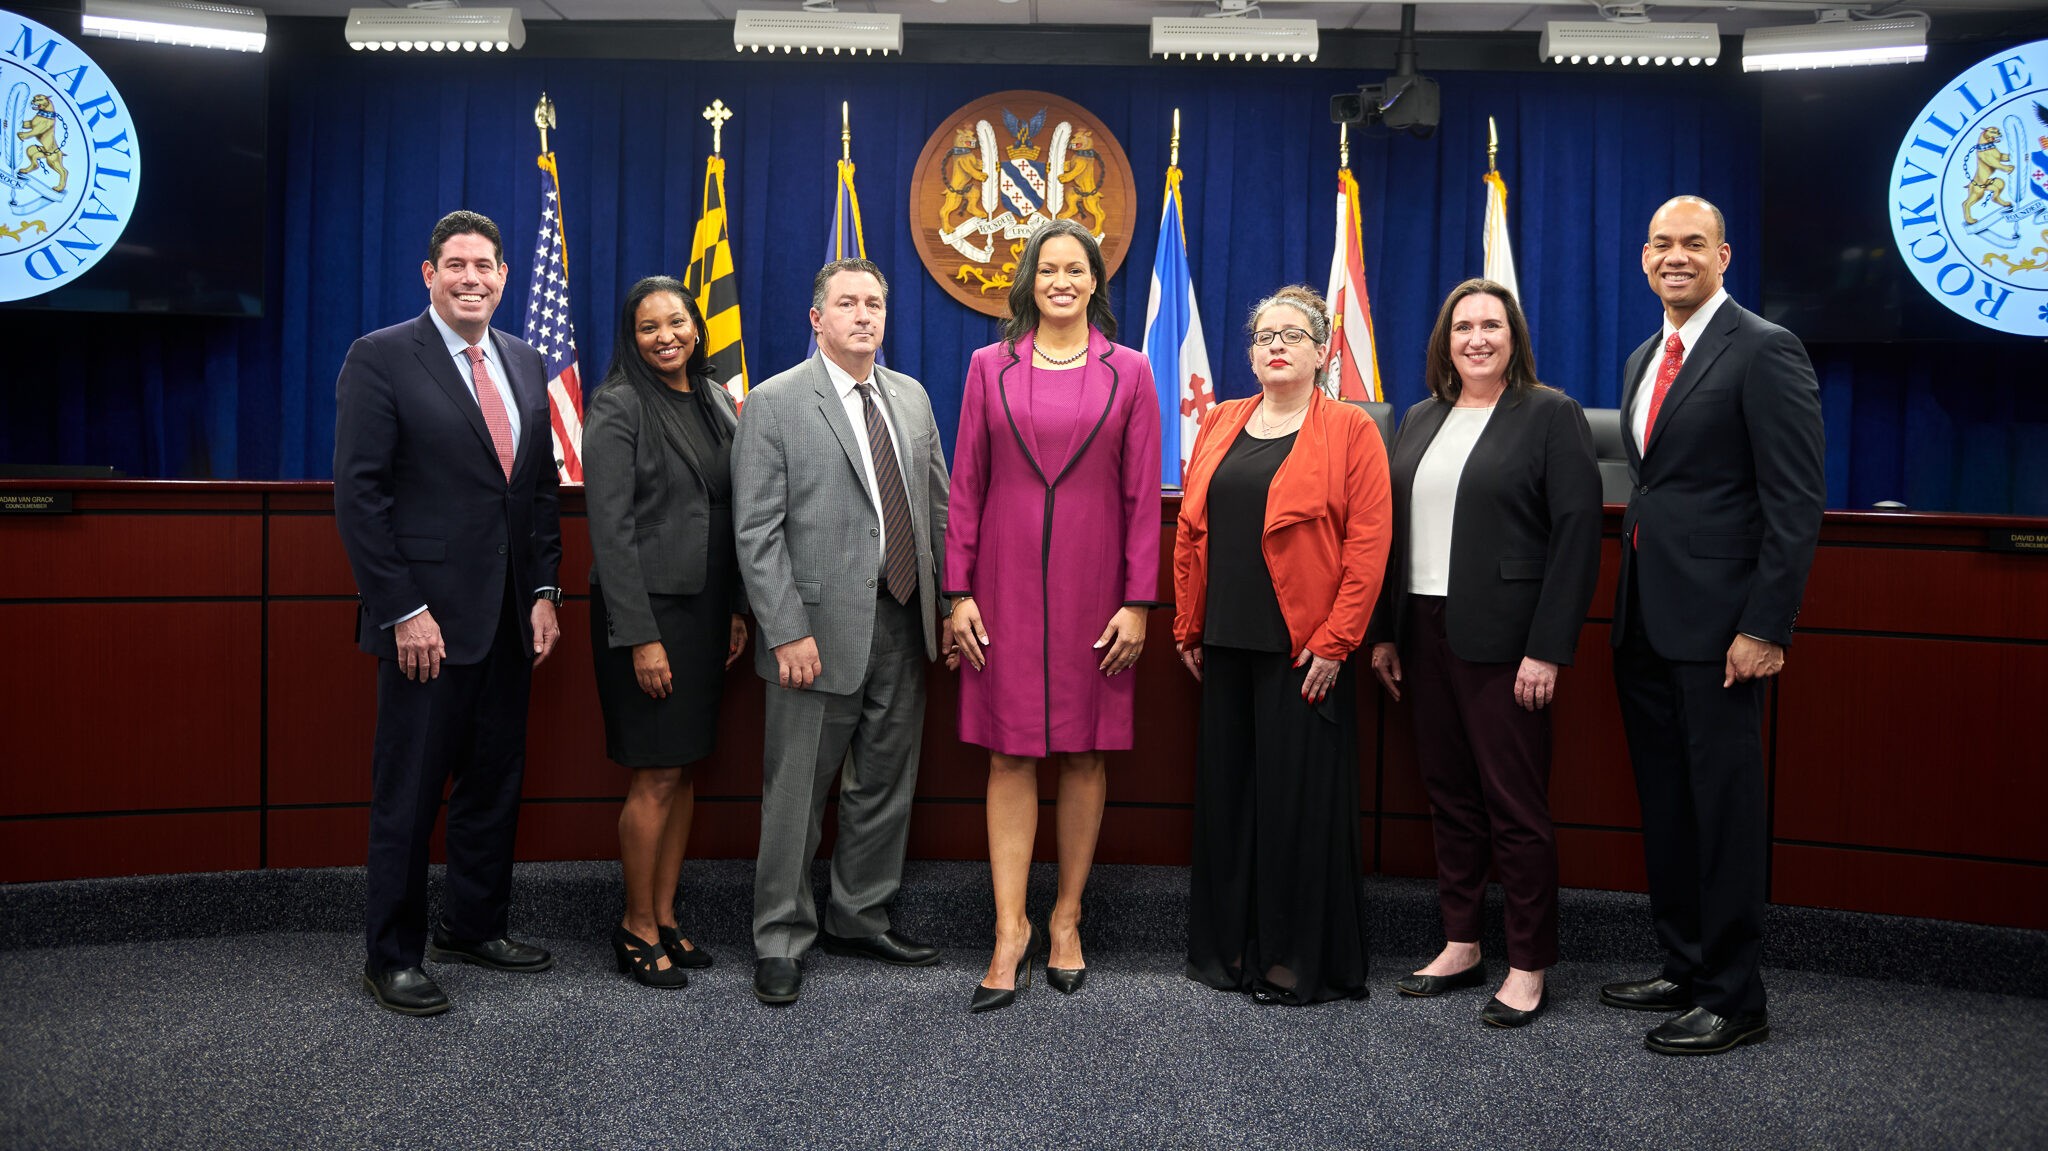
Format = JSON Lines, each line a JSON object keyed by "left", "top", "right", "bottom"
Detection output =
{"left": 334, "top": 210, "right": 564, "bottom": 1016}
{"left": 1601, "top": 196, "right": 1825, "bottom": 1055}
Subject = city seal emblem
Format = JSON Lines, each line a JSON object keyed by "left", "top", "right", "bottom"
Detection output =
{"left": 1, "top": 11, "right": 141, "bottom": 302}
{"left": 1888, "top": 39, "right": 2048, "bottom": 337}
{"left": 908, "top": 91, "right": 1135, "bottom": 317}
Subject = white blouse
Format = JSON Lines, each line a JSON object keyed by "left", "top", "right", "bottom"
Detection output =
{"left": 1407, "top": 406, "right": 1495, "bottom": 596}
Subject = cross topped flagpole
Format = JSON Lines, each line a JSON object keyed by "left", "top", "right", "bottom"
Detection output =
{"left": 704, "top": 98, "right": 732, "bottom": 155}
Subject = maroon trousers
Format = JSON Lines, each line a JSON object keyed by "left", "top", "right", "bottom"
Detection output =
{"left": 1403, "top": 597, "right": 1560, "bottom": 970}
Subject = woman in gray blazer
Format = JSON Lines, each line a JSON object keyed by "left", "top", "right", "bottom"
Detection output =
{"left": 1364, "top": 279, "right": 1601, "bottom": 1028}
{"left": 584, "top": 275, "right": 747, "bottom": 989}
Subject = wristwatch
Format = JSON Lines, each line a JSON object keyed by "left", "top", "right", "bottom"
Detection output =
{"left": 534, "top": 586, "right": 563, "bottom": 607}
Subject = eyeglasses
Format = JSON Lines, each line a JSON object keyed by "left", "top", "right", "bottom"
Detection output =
{"left": 1251, "top": 327, "right": 1316, "bottom": 347}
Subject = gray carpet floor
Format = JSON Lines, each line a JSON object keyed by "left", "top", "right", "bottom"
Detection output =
{"left": 4, "top": 862, "right": 2046, "bottom": 1149}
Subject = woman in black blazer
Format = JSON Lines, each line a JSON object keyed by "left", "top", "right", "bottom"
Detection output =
{"left": 584, "top": 275, "right": 747, "bottom": 988}
{"left": 1365, "top": 279, "right": 1601, "bottom": 1027}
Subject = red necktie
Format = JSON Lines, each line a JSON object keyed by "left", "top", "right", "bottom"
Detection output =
{"left": 1642, "top": 332, "right": 1684, "bottom": 444}
{"left": 464, "top": 345, "right": 515, "bottom": 481}
{"left": 1633, "top": 333, "right": 1684, "bottom": 550}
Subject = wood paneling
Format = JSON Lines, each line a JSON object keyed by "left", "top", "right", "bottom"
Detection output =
{"left": 0, "top": 515, "right": 261, "bottom": 599}
{"left": 267, "top": 601, "right": 378, "bottom": 806}
{"left": 1549, "top": 624, "right": 1643, "bottom": 830}
{"left": 1800, "top": 545, "right": 2048, "bottom": 640}
{"left": 1773, "top": 843, "right": 2048, "bottom": 931}
{"left": 0, "top": 812, "right": 258, "bottom": 882}
{"left": 267, "top": 514, "right": 356, "bottom": 597}
{"left": 1557, "top": 827, "right": 1648, "bottom": 893}
{"left": 1774, "top": 634, "right": 2048, "bottom": 862}
{"left": 268, "top": 806, "right": 372, "bottom": 870}
{"left": 1, "top": 602, "right": 260, "bottom": 815}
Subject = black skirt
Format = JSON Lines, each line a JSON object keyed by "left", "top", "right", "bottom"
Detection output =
{"left": 589, "top": 511, "right": 737, "bottom": 769}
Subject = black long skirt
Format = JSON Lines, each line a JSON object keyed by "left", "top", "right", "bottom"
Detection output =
{"left": 1185, "top": 644, "right": 1370, "bottom": 1004}
{"left": 589, "top": 519, "right": 737, "bottom": 769}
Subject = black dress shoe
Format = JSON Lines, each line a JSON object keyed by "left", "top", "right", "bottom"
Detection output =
{"left": 1599, "top": 976, "right": 1691, "bottom": 1012}
{"left": 819, "top": 929, "right": 941, "bottom": 967}
{"left": 362, "top": 966, "right": 449, "bottom": 1016}
{"left": 426, "top": 927, "right": 554, "bottom": 973}
{"left": 657, "top": 925, "right": 715, "bottom": 970}
{"left": 1480, "top": 991, "right": 1547, "bottom": 1029}
{"left": 1395, "top": 962, "right": 1486, "bottom": 998}
{"left": 1645, "top": 1007, "right": 1770, "bottom": 1055}
{"left": 1045, "top": 966, "right": 1087, "bottom": 995}
{"left": 754, "top": 957, "right": 802, "bottom": 1005}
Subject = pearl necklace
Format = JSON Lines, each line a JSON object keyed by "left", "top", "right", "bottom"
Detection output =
{"left": 1034, "top": 342, "right": 1088, "bottom": 366}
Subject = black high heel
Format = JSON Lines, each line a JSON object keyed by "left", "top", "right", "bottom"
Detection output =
{"left": 969, "top": 922, "right": 1035, "bottom": 1014}
{"left": 657, "top": 925, "right": 716, "bottom": 970}
{"left": 613, "top": 925, "right": 689, "bottom": 989}
{"left": 1045, "top": 921, "right": 1087, "bottom": 995}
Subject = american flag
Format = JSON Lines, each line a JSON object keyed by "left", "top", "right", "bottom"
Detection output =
{"left": 524, "top": 155, "right": 585, "bottom": 484}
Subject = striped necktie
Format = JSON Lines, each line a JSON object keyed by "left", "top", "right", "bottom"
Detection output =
{"left": 464, "top": 345, "right": 515, "bottom": 481}
{"left": 855, "top": 382, "right": 918, "bottom": 606}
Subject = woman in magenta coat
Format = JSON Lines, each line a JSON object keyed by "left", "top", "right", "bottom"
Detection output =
{"left": 946, "top": 219, "right": 1162, "bottom": 1012}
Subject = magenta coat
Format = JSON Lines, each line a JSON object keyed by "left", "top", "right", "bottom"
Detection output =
{"left": 945, "top": 330, "right": 1162, "bottom": 757}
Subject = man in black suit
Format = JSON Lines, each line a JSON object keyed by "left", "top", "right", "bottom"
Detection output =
{"left": 1602, "top": 196, "right": 1825, "bottom": 1055}
{"left": 334, "top": 210, "right": 564, "bottom": 1016}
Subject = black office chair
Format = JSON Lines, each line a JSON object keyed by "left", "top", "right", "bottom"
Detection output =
{"left": 1582, "top": 407, "right": 1634, "bottom": 506}
{"left": 1345, "top": 399, "right": 1396, "bottom": 458}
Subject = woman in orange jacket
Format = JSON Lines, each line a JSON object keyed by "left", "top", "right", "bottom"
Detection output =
{"left": 1173, "top": 284, "right": 1393, "bottom": 1004}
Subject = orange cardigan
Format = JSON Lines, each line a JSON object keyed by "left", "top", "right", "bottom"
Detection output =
{"left": 1174, "top": 391, "right": 1393, "bottom": 661}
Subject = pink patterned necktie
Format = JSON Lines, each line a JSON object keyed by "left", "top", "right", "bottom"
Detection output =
{"left": 1633, "top": 333, "right": 1685, "bottom": 550}
{"left": 464, "top": 345, "right": 515, "bottom": 481}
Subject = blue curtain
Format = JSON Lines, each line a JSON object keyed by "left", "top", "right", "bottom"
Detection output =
{"left": 0, "top": 48, "right": 2038, "bottom": 514}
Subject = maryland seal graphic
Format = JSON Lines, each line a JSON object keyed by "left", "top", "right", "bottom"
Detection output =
{"left": 1, "top": 12, "right": 141, "bottom": 302}
{"left": 909, "top": 91, "right": 1135, "bottom": 317}
{"left": 1889, "top": 39, "right": 2048, "bottom": 337}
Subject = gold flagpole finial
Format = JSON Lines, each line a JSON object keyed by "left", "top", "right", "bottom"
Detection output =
{"left": 841, "top": 100, "right": 851, "bottom": 165}
{"left": 1487, "top": 115, "right": 1499, "bottom": 175}
{"left": 1170, "top": 107, "right": 1181, "bottom": 170}
{"left": 534, "top": 92, "right": 556, "bottom": 155}
{"left": 704, "top": 99, "right": 734, "bottom": 155}
{"left": 1339, "top": 122, "right": 1350, "bottom": 171}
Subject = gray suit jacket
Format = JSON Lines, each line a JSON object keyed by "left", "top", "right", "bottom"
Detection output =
{"left": 582, "top": 375, "right": 744, "bottom": 648}
{"left": 732, "top": 354, "right": 949, "bottom": 695}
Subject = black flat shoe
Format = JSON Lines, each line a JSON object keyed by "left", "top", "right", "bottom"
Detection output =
{"left": 754, "top": 957, "right": 802, "bottom": 1005}
{"left": 970, "top": 923, "right": 1034, "bottom": 1014}
{"left": 612, "top": 926, "right": 688, "bottom": 989}
{"left": 657, "top": 925, "right": 715, "bottom": 970}
{"left": 362, "top": 966, "right": 449, "bottom": 1016}
{"left": 1480, "top": 991, "right": 1547, "bottom": 1028}
{"left": 1645, "top": 1007, "right": 1770, "bottom": 1055}
{"left": 1600, "top": 975, "right": 1691, "bottom": 1012}
{"left": 821, "top": 929, "right": 941, "bottom": 967}
{"left": 1395, "top": 962, "right": 1486, "bottom": 998}
{"left": 426, "top": 925, "right": 554, "bottom": 973}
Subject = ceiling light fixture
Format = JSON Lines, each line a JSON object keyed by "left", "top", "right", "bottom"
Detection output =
{"left": 1538, "top": 21, "right": 1720, "bottom": 68}
{"left": 1742, "top": 13, "right": 1928, "bottom": 73}
{"left": 733, "top": 10, "right": 904, "bottom": 55}
{"left": 81, "top": 0, "right": 266, "bottom": 53}
{"left": 344, "top": 8, "right": 526, "bottom": 53}
{"left": 1149, "top": 17, "right": 1319, "bottom": 64}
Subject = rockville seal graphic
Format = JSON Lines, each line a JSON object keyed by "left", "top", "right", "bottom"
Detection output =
{"left": 1, "top": 11, "right": 141, "bottom": 302}
{"left": 1889, "top": 39, "right": 2048, "bottom": 337}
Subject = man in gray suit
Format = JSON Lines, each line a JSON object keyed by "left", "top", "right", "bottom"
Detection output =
{"left": 733, "top": 258, "right": 952, "bottom": 1005}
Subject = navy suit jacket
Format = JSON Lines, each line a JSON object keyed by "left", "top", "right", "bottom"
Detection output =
{"left": 333, "top": 310, "right": 563, "bottom": 664}
{"left": 1366, "top": 386, "right": 1603, "bottom": 666}
{"left": 1612, "top": 300, "right": 1825, "bottom": 662}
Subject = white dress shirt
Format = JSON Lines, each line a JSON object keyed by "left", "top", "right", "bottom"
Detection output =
{"left": 1629, "top": 287, "right": 1728, "bottom": 453}
{"left": 427, "top": 306, "right": 522, "bottom": 446}
{"left": 820, "top": 353, "right": 906, "bottom": 569}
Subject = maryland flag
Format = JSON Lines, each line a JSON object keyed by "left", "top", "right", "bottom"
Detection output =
{"left": 685, "top": 154, "right": 750, "bottom": 401}
{"left": 1324, "top": 167, "right": 1382, "bottom": 402}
